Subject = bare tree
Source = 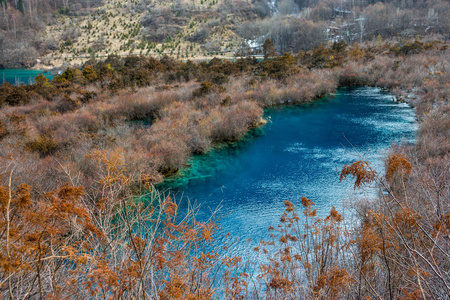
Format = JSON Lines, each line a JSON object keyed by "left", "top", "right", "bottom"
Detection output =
{"left": 278, "top": 0, "right": 298, "bottom": 15}
{"left": 356, "top": 15, "right": 366, "bottom": 43}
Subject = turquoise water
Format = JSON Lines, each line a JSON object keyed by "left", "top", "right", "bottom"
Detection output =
{"left": 0, "top": 69, "right": 53, "bottom": 85}
{"left": 158, "top": 87, "right": 417, "bottom": 259}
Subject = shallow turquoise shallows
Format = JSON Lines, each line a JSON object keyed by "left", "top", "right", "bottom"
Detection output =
{"left": 0, "top": 69, "right": 53, "bottom": 85}
{"left": 157, "top": 87, "right": 417, "bottom": 259}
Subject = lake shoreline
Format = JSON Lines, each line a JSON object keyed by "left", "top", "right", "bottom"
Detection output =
{"left": 0, "top": 69, "right": 54, "bottom": 85}
{"left": 158, "top": 84, "right": 418, "bottom": 187}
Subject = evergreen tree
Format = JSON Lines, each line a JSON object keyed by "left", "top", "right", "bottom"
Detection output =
{"left": 17, "top": 0, "right": 24, "bottom": 13}
{"left": 262, "top": 38, "right": 277, "bottom": 59}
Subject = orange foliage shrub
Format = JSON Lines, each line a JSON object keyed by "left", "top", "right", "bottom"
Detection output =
{"left": 340, "top": 160, "right": 377, "bottom": 188}
{"left": 0, "top": 154, "right": 234, "bottom": 298}
{"left": 254, "top": 200, "right": 353, "bottom": 299}
{"left": 0, "top": 179, "right": 98, "bottom": 298}
{"left": 386, "top": 154, "right": 412, "bottom": 182}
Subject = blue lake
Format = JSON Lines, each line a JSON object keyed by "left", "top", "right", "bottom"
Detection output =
{"left": 0, "top": 69, "right": 53, "bottom": 85}
{"left": 158, "top": 87, "right": 417, "bottom": 259}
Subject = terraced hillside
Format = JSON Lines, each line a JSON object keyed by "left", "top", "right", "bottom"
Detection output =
{"left": 38, "top": 0, "right": 255, "bottom": 68}
{"left": 0, "top": 0, "right": 448, "bottom": 69}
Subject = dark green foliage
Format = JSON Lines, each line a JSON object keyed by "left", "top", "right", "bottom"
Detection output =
{"left": 235, "top": 57, "right": 259, "bottom": 72}
{"left": 78, "top": 91, "right": 96, "bottom": 104}
{"left": 193, "top": 81, "right": 216, "bottom": 97}
{"left": 178, "top": 60, "right": 198, "bottom": 82}
{"left": 82, "top": 65, "right": 98, "bottom": 82}
{"left": 61, "top": 68, "right": 76, "bottom": 81}
{"left": 123, "top": 56, "right": 143, "bottom": 68}
{"left": 390, "top": 40, "right": 424, "bottom": 56}
{"left": 258, "top": 53, "right": 297, "bottom": 79}
{"left": 263, "top": 38, "right": 277, "bottom": 59}
{"left": 197, "top": 58, "right": 240, "bottom": 84}
{"left": 331, "top": 40, "right": 348, "bottom": 53}
{"left": 299, "top": 45, "right": 347, "bottom": 69}
{"left": 25, "top": 135, "right": 58, "bottom": 156}
{"left": 0, "top": 83, "right": 33, "bottom": 106}
{"left": 17, "top": 0, "right": 24, "bottom": 13}
{"left": 52, "top": 68, "right": 77, "bottom": 84}
{"left": 34, "top": 74, "right": 49, "bottom": 87}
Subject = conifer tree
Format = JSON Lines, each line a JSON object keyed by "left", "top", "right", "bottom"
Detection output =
{"left": 263, "top": 38, "right": 277, "bottom": 59}
{"left": 17, "top": 0, "right": 24, "bottom": 13}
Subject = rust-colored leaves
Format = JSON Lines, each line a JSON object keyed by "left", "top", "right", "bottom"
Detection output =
{"left": 340, "top": 160, "right": 377, "bottom": 188}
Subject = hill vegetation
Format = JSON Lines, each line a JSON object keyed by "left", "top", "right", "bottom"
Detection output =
{"left": 0, "top": 0, "right": 449, "bottom": 68}
{"left": 0, "top": 36, "right": 448, "bottom": 298}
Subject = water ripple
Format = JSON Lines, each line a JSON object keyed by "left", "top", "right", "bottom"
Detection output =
{"left": 158, "top": 87, "right": 417, "bottom": 261}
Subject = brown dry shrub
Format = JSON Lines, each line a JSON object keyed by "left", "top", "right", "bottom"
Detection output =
{"left": 149, "top": 134, "right": 190, "bottom": 173}
{"left": 249, "top": 79, "right": 280, "bottom": 106}
{"left": 150, "top": 102, "right": 211, "bottom": 154}
{"left": 417, "top": 105, "right": 450, "bottom": 158}
{"left": 209, "top": 101, "right": 263, "bottom": 142}
{"left": 338, "top": 62, "right": 370, "bottom": 86}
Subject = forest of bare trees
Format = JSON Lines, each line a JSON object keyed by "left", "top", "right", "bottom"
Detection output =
{"left": 1, "top": 0, "right": 449, "bottom": 67}
{"left": 0, "top": 0, "right": 103, "bottom": 68}
{"left": 236, "top": 0, "right": 449, "bottom": 54}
